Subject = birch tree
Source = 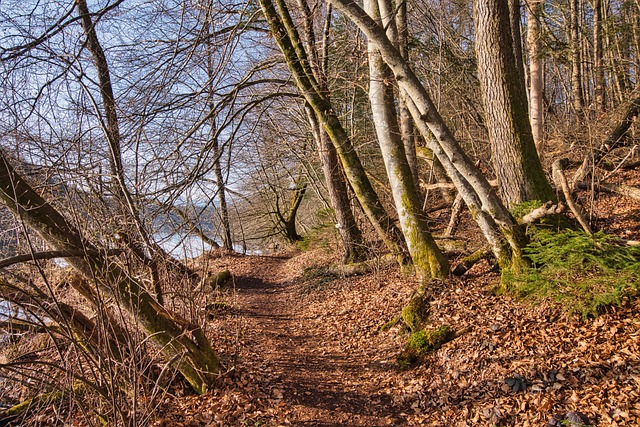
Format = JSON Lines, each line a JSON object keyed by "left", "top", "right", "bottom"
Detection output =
{"left": 259, "top": 0, "right": 410, "bottom": 265}
{"left": 328, "top": 0, "right": 527, "bottom": 271}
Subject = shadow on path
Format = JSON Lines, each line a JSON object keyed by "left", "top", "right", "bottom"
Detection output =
{"left": 232, "top": 258, "right": 407, "bottom": 427}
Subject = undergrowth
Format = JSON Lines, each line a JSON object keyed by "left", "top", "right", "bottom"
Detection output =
{"left": 505, "top": 228, "right": 640, "bottom": 318}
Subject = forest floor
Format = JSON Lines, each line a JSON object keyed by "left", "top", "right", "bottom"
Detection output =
{"left": 3, "top": 173, "right": 639, "bottom": 426}
{"left": 155, "top": 235, "right": 640, "bottom": 426}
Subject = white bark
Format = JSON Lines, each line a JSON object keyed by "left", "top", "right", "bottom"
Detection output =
{"left": 328, "top": 0, "right": 524, "bottom": 266}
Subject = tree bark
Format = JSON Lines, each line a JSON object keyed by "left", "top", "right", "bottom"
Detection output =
{"left": 526, "top": 0, "right": 545, "bottom": 148}
{"left": 509, "top": 0, "right": 527, "bottom": 88}
{"left": 390, "top": 0, "right": 420, "bottom": 187}
{"left": 259, "top": 0, "right": 409, "bottom": 264}
{"left": 365, "top": 0, "right": 449, "bottom": 280}
{"left": 473, "top": 0, "right": 554, "bottom": 208}
{"left": 593, "top": 0, "right": 605, "bottom": 111}
{"left": 0, "top": 151, "right": 219, "bottom": 394}
{"left": 296, "top": 1, "right": 366, "bottom": 263}
{"left": 305, "top": 104, "right": 366, "bottom": 263}
{"left": 328, "top": 0, "right": 528, "bottom": 271}
{"left": 570, "top": 0, "right": 584, "bottom": 113}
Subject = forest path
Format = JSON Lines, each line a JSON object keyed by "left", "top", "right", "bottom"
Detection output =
{"left": 230, "top": 254, "right": 406, "bottom": 427}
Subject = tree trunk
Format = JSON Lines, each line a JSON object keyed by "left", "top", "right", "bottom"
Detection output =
{"left": 296, "top": 1, "right": 367, "bottom": 263}
{"left": 526, "top": 0, "right": 545, "bottom": 148}
{"left": 329, "top": 0, "right": 527, "bottom": 271}
{"left": 473, "top": 0, "right": 555, "bottom": 208}
{"left": 391, "top": 0, "right": 420, "bottom": 187}
{"left": 365, "top": 0, "right": 449, "bottom": 280}
{"left": 593, "top": 0, "right": 605, "bottom": 111}
{"left": 305, "top": 104, "right": 366, "bottom": 263}
{"left": 509, "top": 0, "right": 527, "bottom": 88}
{"left": 76, "top": 0, "right": 195, "bottom": 292}
{"left": 570, "top": 0, "right": 584, "bottom": 113}
{"left": 259, "top": 0, "right": 409, "bottom": 264}
{"left": 204, "top": 15, "right": 233, "bottom": 251}
{"left": 0, "top": 151, "right": 219, "bottom": 394}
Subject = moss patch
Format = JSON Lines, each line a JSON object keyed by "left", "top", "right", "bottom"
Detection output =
{"left": 401, "top": 292, "right": 430, "bottom": 332}
{"left": 397, "top": 325, "right": 455, "bottom": 369}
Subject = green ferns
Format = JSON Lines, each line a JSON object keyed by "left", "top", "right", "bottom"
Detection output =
{"left": 506, "top": 228, "right": 640, "bottom": 318}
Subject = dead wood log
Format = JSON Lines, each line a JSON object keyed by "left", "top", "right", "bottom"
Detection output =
{"left": 0, "top": 381, "right": 85, "bottom": 426}
{"left": 443, "top": 194, "right": 464, "bottom": 237}
{"left": 552, "top": 159, "right": 592, "bottom": 234}
{"left": 521, "top": 201, "right": 566, "bottom": 224}
{"left": 575, "top": 181, "right": 640, "bottom": 200}
{"left": 452, "top": 247, "right": 491, "bottom": 276}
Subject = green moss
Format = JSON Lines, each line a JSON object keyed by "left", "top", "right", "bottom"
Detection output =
{"left": 397, "top": 325, "right": 455, "bottom": 369}
{"left": 407, "top": 326, "right": 454, "bottom": 354}
{"left": 379, "top": 315, "right": 401, "bottom": 332}
{"left": 401, "top": 292, "right": 430, "bottom": 332}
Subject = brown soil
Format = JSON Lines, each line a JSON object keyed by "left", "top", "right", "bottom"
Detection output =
{"left": 156, "top": 246, "right": 640, "bottom": 427}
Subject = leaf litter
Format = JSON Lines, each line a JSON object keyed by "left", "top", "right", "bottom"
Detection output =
{"left": 153, "top": 244, "right": 640, "bottom": 427}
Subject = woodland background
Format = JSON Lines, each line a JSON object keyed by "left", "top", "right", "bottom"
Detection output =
{"left": 0, "top": 0, "right": 639, "bottom": 425}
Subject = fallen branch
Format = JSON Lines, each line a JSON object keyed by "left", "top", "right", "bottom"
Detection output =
{"left": 443, "top": 194, "right": 464, "bottom": 237}
{"left": 0, "top": 249, "right": 122, "bottom": 269}
{"left": 552, "top": 159, "right": 592, "bottom": 234}
{"left": 575, "top": 181, "right": 640, "bottom": 200}
{"left": 452, "top": 247, "right": 491, "bottom": 276}
{"left": 420, "top": 179, "right": 498, "bottom": 191}
{"left": 521, "top": 201, "right": 566, "bottom": 224}
{"left": 0, "top": 381, "right": 84, "bottom": 426}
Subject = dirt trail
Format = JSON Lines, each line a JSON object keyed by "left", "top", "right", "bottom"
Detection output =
{"left": 231, "top": 255, "right": 405, "bottom": 426}
{"left": 175, "top": 250, "right": 640, "bottom": 426}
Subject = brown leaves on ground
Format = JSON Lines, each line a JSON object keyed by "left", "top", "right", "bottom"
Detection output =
{"left": 156, "top": 248, "right": 640, "bottom": 427}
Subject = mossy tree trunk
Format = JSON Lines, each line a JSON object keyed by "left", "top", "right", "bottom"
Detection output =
{"left": 328, "top": 0, "right": 527, "bottom": 272}
{"left": 305, "top": 104, "right": 366, "bottom": 263}
{"left": 259, "top": 0, "right": 409, "bottom": 264}
{"left": 296, "top": 1, "right": 366, "bottom": 263}
{"left": 365, "top": 0, "right": 448, "bottom": 280}
{"left": 0, "top": 152, "right": 219, "bottom": 394}
{"left": 473, "top": 0, "right": 555, "bottom": 207}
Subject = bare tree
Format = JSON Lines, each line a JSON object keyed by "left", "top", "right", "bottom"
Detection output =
{"left": 365, "top": 0, "right": 448, "bottom": 280}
